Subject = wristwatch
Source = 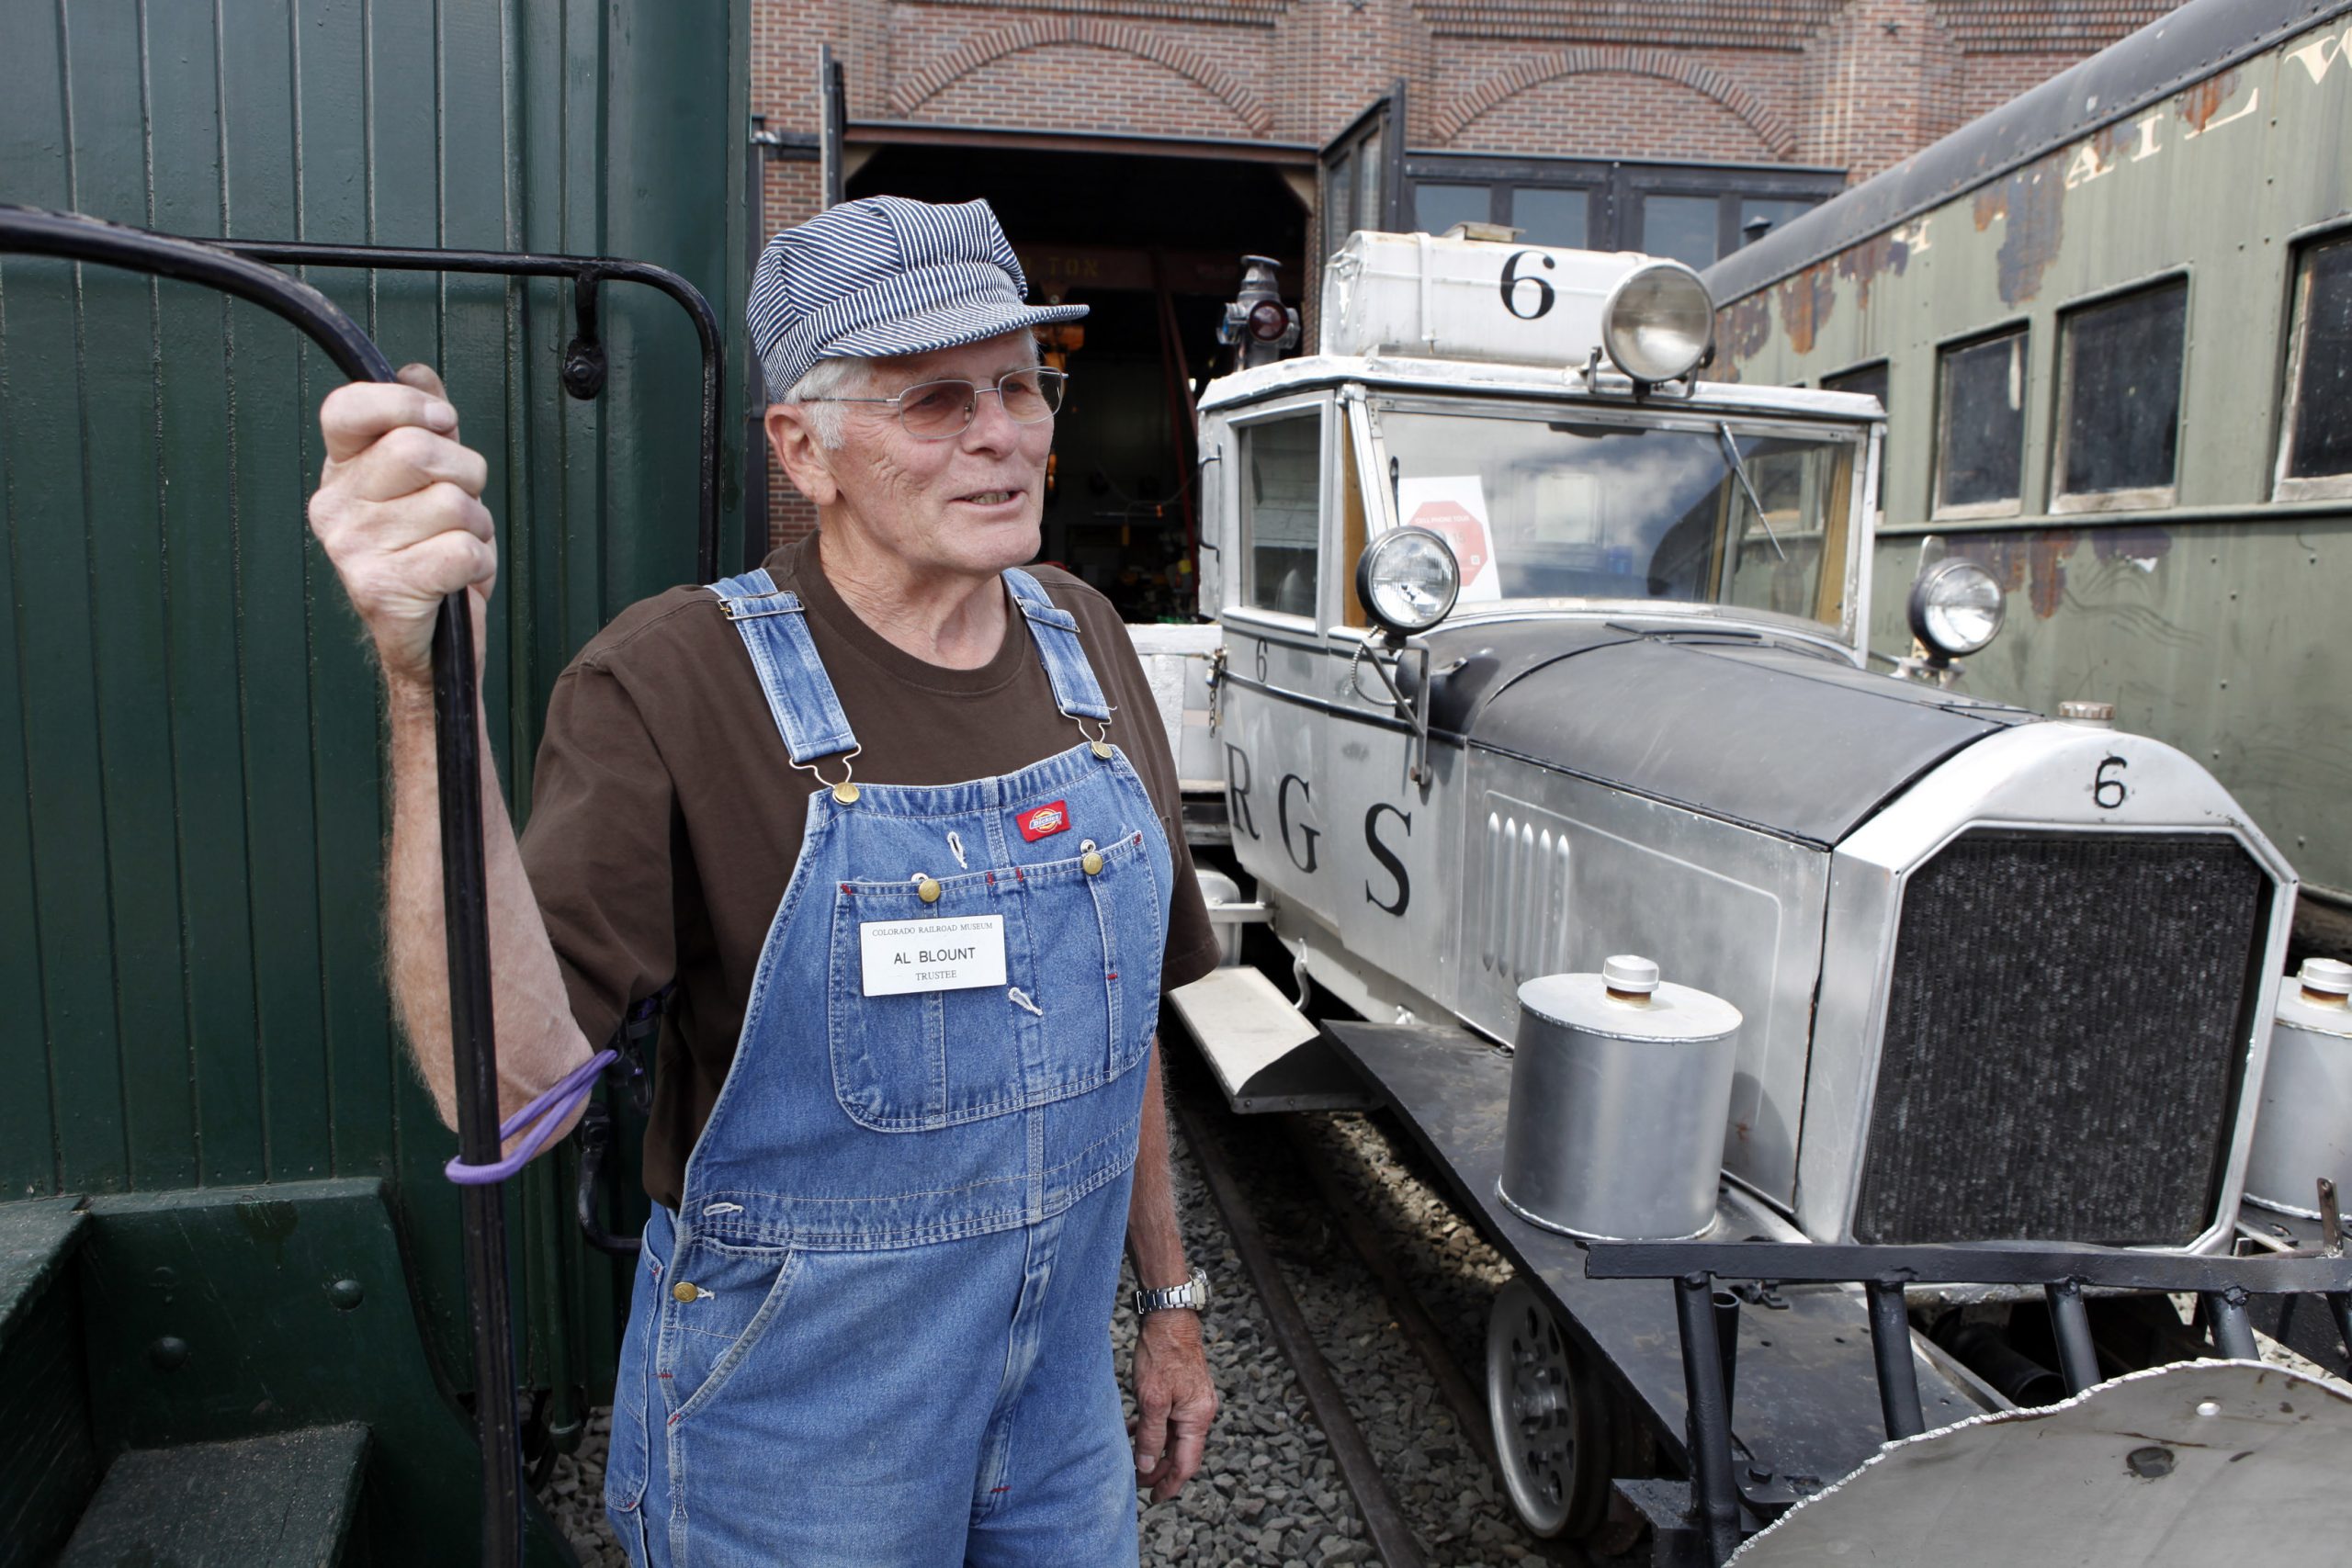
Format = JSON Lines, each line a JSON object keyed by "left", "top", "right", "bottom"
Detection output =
{"left": 1133, "top": 1267, "right": 1212, "bottom": 1316}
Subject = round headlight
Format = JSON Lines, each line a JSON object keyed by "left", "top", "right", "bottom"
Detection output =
{"left": 1600, "top": 262, "right": 1714, "bottom": 384}
{"left": 1356, "top": 526, "right": 1460, "bottom": 637}
{"left": 1906, "top": 558, "right": 2007, "bottom": 660}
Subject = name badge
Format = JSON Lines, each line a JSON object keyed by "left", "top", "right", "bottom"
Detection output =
{"left": 860, "top": 915, "right": 1008, "bottom": 997}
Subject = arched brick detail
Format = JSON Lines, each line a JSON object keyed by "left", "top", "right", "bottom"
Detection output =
{"left": 891, "top": 18, "right": 1271, "bottom": 132}
{"left": 1436, "top": 48, "right": 1793, "bottom": 154}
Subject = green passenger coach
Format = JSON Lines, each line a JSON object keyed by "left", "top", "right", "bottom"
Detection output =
{"left": 1702, "top": 0, "right": 2352, "bottom": 953}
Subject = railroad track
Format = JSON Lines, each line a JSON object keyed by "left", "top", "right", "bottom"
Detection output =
{"left": 1169, "top": 1066, "right": 1607, "bottom": 1568}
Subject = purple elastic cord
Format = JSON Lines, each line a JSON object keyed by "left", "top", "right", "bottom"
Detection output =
{"left": 445, "top": 1049, "right": 619, "bottom": 1186}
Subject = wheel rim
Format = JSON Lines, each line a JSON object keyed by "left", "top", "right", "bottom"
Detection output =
{"left": 1486, "top": 1275, "right": 1578, "bottom": 1537}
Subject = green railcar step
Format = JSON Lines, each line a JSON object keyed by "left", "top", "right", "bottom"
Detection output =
{"left": 57, "top": 1423, "right": 370, "bottom": 1568}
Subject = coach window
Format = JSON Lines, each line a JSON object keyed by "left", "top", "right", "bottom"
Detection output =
{"left": 2277, "top": 231, "right": 2352, "bottom": 500}
{"left": 1824, "top": 361, "right": 1890, "bottom": 510}
{"left": 2053, "top": 278, "right": 2188, "bottom": 512}
{"left": 1933, "top": 328, "right": 2028, "bottom": 519}
{"left": 1240, "top": 411, "right": 1326, "bottom": 619}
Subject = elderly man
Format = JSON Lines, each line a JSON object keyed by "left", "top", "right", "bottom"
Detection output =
{"left": 308, "top": 196, "right": 1221, "bottom": 1565}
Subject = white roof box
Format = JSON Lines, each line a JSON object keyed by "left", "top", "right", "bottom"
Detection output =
{"left": 1319, "top": 229, "right": 1713, "bottom": 379}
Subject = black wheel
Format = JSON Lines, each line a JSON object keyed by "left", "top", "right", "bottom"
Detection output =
{"left": 1486, "top": 1275, "right": 1614, "bottom": 1540}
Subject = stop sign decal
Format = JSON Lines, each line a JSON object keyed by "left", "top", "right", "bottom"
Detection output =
{"left": 1408, "top": 500, "right": 1490, "bottom": 588}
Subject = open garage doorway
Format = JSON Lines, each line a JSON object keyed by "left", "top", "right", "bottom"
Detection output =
{"left": 845, "top": 136, "right": 1308, "bottom": 621}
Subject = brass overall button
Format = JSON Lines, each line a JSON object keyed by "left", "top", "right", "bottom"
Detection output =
{"left": 1091, "top": 740, "right": 1113, "bottom": 760}
{"left": 672, "top": 1280, "right": 700, "bottom": 1303}
{"left": 831, "top": 781, "right": 860, "bottom": 805}
{"left": 918, "top": 877, "right": 943, "bottom": 903}
{"left": 1081, "top": 851, "right": 1105, "bottom": 876}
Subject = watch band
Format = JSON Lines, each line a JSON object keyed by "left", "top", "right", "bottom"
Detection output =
{"left": 1133, "top": 1266, "right": 1211, "bottom": 1316}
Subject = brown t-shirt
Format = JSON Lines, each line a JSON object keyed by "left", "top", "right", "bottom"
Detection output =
{"left": 519, "top": 534, "right": 1221, "bottom": 1209}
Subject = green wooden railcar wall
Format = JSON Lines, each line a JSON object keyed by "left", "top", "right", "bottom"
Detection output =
{"left": 0, "top": 0, "right": 752, "bottom": 1398}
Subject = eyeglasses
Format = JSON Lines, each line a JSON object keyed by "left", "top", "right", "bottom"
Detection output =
{"left": 804, "top": 367, "right": 1069, "bottom": 440}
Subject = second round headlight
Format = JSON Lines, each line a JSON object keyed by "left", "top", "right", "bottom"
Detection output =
{"left": 1357, "top": 526, "right": 1461, "bottom": 637}
{"left": 1906, "top": 557, "right": 2007, "bottom": 659}
{"left": 1600, "top": 262, "right": 1715, "bottom": 384}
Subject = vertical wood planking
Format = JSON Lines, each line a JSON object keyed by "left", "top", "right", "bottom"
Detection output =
{"left": 293, "top": 0, "right": 400, "bottom": 1181}
{"left": 150, "top": 0, "right": 268, "bottom": 1187}
{"left": 70, "top": 4, "right": 203, "bottom": 1191}
{"left": 1, "top": 0, "right": 746, "bottom": 1394}
{"left": 220, "top": 0, "right": 335, "bottom": 1180}
{"left": 0, "top": 1, "right": 68, "bottom": 1199}
{"left": 11, "top": 2, "right": 130, "bottom": 1192}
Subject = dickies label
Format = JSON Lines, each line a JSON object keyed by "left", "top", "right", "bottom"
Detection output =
{"left": 1016, "top": 801, "right": 1069, "bottom": 841}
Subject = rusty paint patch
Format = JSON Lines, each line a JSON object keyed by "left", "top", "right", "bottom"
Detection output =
{"left": 1946, "top": 531, "right": 2079, "bottom": 619}
{"left": 2090, "top": 525, "right": 2174, "bottom": 568}
{"left": 1720, "top": 295, "right": 1770, "bottom": 363}
{"left": 1973, "top": 151, "right": 2068, "bottom": 305}
{"left": 1777, "top": 263, "right": 1835, "bottom": 355}
{"left": 2177, "top": 69, "right": 2239, "bottom": 134}
{"left": 2028, "top": 531, "right": 2077, "bottom": 619}
{"left": 1835, "top": 231, "right": 1911, "bottom": 310}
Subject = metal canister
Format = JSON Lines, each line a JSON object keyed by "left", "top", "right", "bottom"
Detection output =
{"left": 1498, "top": 955, "right": 1743, "bottom": 1241}
{"left": 2244, "top": 957, "right": 2352, "bottom": 1217}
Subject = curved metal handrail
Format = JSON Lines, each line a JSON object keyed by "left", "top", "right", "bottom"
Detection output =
{"left": 0, "top": 203, "right": 523, "bottom": 1568}
{"left": 211, "top": 238, "right": 724, "bottom": 585}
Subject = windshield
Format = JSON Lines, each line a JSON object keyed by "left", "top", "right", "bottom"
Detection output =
{"left": 1373, "top": 405, "right": 1859, "bottom": 629}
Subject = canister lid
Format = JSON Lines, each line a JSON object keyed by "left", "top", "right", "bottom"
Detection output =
{"left": 2300, "top": 957, "right": 2352, "bottom": 998}
{"left": 2278, "top": 956, "right": 2352, "bottom": 1038}
{"left": 1519, "top": 966, "right": 1742, "bottom": 1043}
{"left": 1601, "top": 954, "right": 1659, "bottom": 994}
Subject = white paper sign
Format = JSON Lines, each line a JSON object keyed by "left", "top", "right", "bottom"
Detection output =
{"left": 860, "top": 915, "right": 1008, "bottom": 997}
{"left": 1394, "top": 476, "right": 1503, "bottom": 603}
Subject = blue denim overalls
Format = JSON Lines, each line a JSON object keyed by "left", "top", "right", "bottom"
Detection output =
{"left": 601, "top": 567, "right": 1171, "bottom": 1567}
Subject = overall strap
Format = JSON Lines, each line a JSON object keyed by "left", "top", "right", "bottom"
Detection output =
{"left": 708, "top": 570, "right": 859, "bottom": 765}
{"left": 1002, "top": 568, "right": 1112, "bottom": 722}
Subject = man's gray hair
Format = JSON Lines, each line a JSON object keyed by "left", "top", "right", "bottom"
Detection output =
{"left": 779, "top": 356, "right": 875, "bottom": 451}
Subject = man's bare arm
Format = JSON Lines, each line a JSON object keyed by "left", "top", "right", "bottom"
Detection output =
{"left": 381, "top": 680, "right": 591, "bottom": 1133}
{"left": 1127, "top": 1038, "right": 1218, "bottom": 1502}
{"left": 311, "top": 365, "right": 591, "bottom": 1134}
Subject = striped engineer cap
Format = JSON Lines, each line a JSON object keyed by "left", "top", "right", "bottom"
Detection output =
{"left": 750, "top": 196, "right": 1088, "bottom": 399}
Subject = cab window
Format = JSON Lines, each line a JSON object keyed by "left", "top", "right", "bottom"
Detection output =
{"left": 2278, "top": 231, "right": 2352, "bottom": 498}
{"left": 2053, "top": 278, "right": 2187, "bottom": 509}
{"left": 1933, "top": 327, "right": 2027, "bottom": 517}
{"left": 1241, "top": 413, "right": 1323, "bottom": 617}
{"left": 1373, "top": 404, "right": 1856, "bottom": 632}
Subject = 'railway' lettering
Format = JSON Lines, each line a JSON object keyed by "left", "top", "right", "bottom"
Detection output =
{"left": 2181, "top": 86, "right": 2260, "bottom": 139}
{"left": 1278, "top": 773, "right": 1321, "bottom": 874}
{"left": 1364, "top": 803, "right": 1411, "bottom": 918}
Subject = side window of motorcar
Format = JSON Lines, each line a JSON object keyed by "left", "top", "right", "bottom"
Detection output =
{"left": 1241, "top": 412, "right": 1324, "bottom": 617}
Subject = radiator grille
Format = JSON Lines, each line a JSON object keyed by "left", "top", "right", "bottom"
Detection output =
{"left": 1853, "top": 831, "right": 2267, "bottom": 1247}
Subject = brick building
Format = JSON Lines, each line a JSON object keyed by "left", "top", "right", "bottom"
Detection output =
{"left": 750, "top": 0, "right": 2181, "bottom": 607}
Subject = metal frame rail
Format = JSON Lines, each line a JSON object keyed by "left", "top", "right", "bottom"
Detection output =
{"left": 0, "top": 204, "right": 524, "bottom": 1566}
{"left": 210, "top": 238, "right": 724, "bottom": 586}
{"left": 1580, "top": 1218, "right": 2352, "bottom": 1567}
{"left": 0, "top": 207, "right": 729, "bottom": 1567}
{"left": 203, "top": 240, "right": 728, "bottom": 1268}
